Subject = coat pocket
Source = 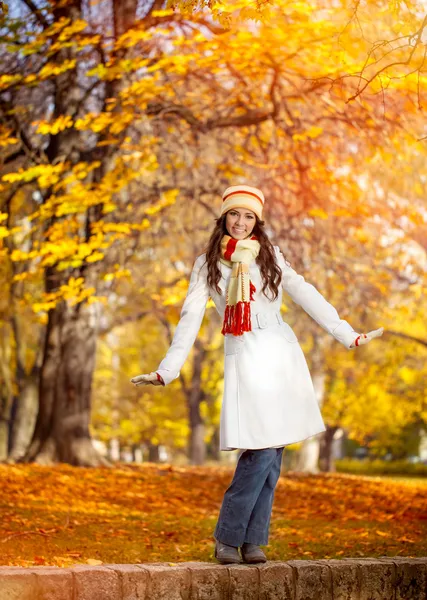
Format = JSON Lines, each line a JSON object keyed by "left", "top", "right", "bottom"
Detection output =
{"left": 280, "top": 322, "right": 299, "bottom": 343}
{"left": 224, "top": 334, "right": 245, "bottom": 355}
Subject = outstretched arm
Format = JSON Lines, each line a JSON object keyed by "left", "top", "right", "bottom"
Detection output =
{"left": 275, "top": 246, "right": 383, "bottom": 349}
{"left": 132, "top": 254, "right": 210, "bottom": 387}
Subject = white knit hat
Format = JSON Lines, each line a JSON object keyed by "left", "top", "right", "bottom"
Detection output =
{"left": 220, "top": 185, "right": 265, "bottom": 220}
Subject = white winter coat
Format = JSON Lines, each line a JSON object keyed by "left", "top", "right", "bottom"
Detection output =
{"left": 156, "top": 246, "right": 358, "bottom": 451}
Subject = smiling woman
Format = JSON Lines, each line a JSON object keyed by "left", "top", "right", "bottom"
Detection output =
{"left": 131, "top": 183, "right": 384, "bottom": 565}
{"left": 225, "top": 207, "right": 256, "bottom": 239}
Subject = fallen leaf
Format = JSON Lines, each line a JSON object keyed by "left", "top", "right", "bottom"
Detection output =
{"left": 376, "top": 530, "right": 391, "bottom": 538}
{"left": 86, "top": 559, "right": 103, "bottom": 565}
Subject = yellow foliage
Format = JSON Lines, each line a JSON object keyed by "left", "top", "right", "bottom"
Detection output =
{"left": 85, "top": 252, "right": 104, "bottom": 263}
{"left": 102, "top": 268, "right": 131, "bottom": 282}
{"left": 75, "top": 112, "right": 113, "bottom": 133}
{"left": 0, "top": 126, "right": 19, "bottom": 146}
{"left": 56, "top": 18, "right": 88, "bottom": 40}
{"left": 38, "top": 59, "right": 77, "bottom": 80}
{"left": 31, "top": 277, "right": 99, "bottom": 313}
{"left": 32, "top": 300, "right": 58, "bottom": 313}
{"left": 293, "top": 126, "right": 324, "bottom": 141}
{"left": 100, "top": 223, "right": 132, "bottom": 235}
{"left": 86, "top": 64, "right": 108, "bottom": 79}
{"left": 308, "top": 208, "right": 328, "bottom": 219}
{"left": 114, "top": 28, "right": 153, "bottom": 51}
{"left": 87, "top": 295, "right": 108, "bottom": 305}
{"left": 34, "top": 115, "right": 74, "bottom": 135}
{"left": 398, "top": 366, "right": 418, "bottom": 386}
{"left": 1, "top": 0, "right": 426, "bottom": 457}
{"left": 2, "top": 164, "right": 65, "bottom": 187}
{"left": 151, "top": 9, "right": 174, "bottom": 17}
{"left": 354, "top": 229, "right": 370, "bottom": 243}
{"left": 0, "top": 74, "right": 22, "bottom": 89}
{"left": 12, "top": 272, "right": 32, "bottom": 283}
{"left": 11, "top": 249, "right": 38, "bottom": 262}
{"left": 145, "top": 189, "right": 179, "bottom": 216}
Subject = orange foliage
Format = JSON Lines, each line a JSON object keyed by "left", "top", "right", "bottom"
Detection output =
{"left": 0, "top": 464, "right": 425, "bottom": 567}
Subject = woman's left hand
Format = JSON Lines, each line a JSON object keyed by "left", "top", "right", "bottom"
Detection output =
{"left": 131, "top": 372, "right": 164, "bottom": 386}
{"left": 350, "top": 327, "right": 384, "bottom": 348}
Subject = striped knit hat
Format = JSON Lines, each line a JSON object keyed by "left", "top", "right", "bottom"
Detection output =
{"left": 220, "top": 185, "right": 265, "bottom": 221}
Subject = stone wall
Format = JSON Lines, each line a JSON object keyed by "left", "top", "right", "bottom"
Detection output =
{"left": 0, "top": 556, "right": 425, "bottom": 599}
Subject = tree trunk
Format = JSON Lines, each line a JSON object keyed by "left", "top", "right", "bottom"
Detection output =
{"left": 8, "top": 370, "right": 39, "bottom": 461}
{"left": 0, "top": 392, "right": 12, "bottom": 461}
{"left": 108, "top": 438, "right": 120, "bottom": 461}
{"left": 148, "top": 443, "right": 160, "bottom": 462}
{"left": 23, "top": 300, "right": 109, "bottom": 466}
{"left": 17, "top": 0, "right": 140, "bottom": 467}
{"left": 189, "top": 419, "right": 205, "bottom": 465}
{"left": 208, "top": 426, "right": 220, "bottom": 462}
{"left": 186, "top": 339, "right": 206, "bottom": 465}
{"left": 319, "top": 425, "right": 339, "bottom": 472}
{"left": 0, "top": 332, "right": 14, "bottom": 461}
{"left": 131, "top": 444, "right": 143, "bottom": 463}
{"left": 296, "top": 336, "right": 325, "bottom": 473}
{"left": 0, "top": 413, "right": 10, "bottom": 462}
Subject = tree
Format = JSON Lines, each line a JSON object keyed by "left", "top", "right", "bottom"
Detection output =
{"left": 1, "top": 0, "right": 426, "bottom": 467}
{"left": 1, "top": 0, "right": 146, "bottom": 464}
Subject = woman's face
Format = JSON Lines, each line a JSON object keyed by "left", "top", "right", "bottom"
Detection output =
{"left": 225, "top": 208, "right": 256, "bottom": 240}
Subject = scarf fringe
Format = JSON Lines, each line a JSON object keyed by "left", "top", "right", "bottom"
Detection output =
{"left": 221, "top": 281, "right": 257, "bottom": 336}
{"left": 249, "top": 280, "right": 256, "bottom": 301}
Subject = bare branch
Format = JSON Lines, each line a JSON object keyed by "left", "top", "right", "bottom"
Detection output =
{"left": 387, "top": 330, "right": 427, "bottom": 348}
{"left": 21, "top": 0, "right": 49, "bottom": 28}
{"left": 346, "top": 14, "right": 427, "bottom": 103}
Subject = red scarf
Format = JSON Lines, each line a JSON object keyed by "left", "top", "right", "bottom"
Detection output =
{"left": 219, "top": 235, "right": 261, "bottom": 336}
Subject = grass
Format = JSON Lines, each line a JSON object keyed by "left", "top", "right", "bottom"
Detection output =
{"left": 335, "top": 458, "right": 427, "bottom": 478}
{"left": 344, "top": 473, "right": 427, "bottom": 487}
{"left": 0, "top": 463, "right": 425, "bottom": 567}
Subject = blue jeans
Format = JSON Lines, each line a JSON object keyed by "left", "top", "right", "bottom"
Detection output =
{"left": 214, "top": 447, "right": 284, "bottom": 547}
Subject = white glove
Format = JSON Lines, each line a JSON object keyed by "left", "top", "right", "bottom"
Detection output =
{"left": 130, "top": 372, "right": 164, "bottom": 386}
{"left": 349, "top": 327, "right": 384, "bottom": 348}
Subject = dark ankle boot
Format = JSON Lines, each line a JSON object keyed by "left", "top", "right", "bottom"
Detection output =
{"left": 241, "top": 542, "right": 267, "bottom": 564}
{"left": 214, "top": 540, "right": 242, "bottom": 564}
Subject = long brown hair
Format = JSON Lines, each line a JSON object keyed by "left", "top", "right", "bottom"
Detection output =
{"left": 202, "top": 213, "right": 285, "bottom": 300}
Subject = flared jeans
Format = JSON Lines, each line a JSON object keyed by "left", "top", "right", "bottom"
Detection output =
{"left": 214, "top": 446, "right": 284, "bottom": 547}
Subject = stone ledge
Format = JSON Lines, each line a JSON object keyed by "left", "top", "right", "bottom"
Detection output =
{"left": 0, "top": 557, "right": 425, "bottom": 600}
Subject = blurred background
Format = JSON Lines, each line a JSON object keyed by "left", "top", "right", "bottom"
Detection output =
{"left": 0, "top": 0, "right": 426, "bottom": 477}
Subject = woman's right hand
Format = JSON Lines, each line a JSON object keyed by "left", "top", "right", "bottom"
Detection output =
{"left": 130, "top": 372, "right": 164, "bottom": 386}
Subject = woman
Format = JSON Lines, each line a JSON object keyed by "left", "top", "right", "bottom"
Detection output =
{"left": 131, "top": 184, "right": 383, "bottom": 565}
